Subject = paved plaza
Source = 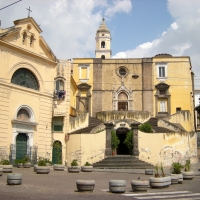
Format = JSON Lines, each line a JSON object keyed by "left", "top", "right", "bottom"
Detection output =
{"left": 0, "top": 163, "right": 200, "bottom": 200}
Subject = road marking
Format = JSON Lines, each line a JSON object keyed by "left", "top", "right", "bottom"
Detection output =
{"left": 126, "top": 193, "right": 200, "bottom": 200}
{"left": 122, "top": 191, "right": 191, "bottom": 196}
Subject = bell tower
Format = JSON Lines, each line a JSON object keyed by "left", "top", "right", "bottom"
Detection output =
{"left": 95, "top": 18, "right": 112, "bottom": 59}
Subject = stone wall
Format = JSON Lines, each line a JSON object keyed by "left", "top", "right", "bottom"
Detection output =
{"left": 66, "top": 130, "right": 106, "bottom": 165}
{"left": 139, "top": 131, "right": 197, "bottom": 167}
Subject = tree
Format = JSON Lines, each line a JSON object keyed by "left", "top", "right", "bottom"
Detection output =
{"left": 123, "top": 130, "right": 133, "bottom": 155}
{"left": 111, "top": 130, "right": 120, "bottom": 152}
{"left": 139, "top": 122, "right": 153, "bottom": 133}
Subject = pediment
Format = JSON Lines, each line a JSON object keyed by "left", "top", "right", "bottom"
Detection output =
{"left": 77, "top": 83, "right": 91, "bottom": 90}
{"left": 0, "top": 17, "right": 57, "bottom": 62}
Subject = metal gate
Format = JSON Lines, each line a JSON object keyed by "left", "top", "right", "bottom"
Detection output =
{"left": 10, "top": 144, "right": 37, "bottom": 166}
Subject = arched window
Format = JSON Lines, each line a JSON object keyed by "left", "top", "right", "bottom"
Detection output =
{"left": 17, "top": 109, "right": 30, "bottom": 122}
{"left": 101, "top": 55, "right": 105, "bottom": 59}
{"left": 101, "top": 41, "right": 105, "bottom": 48}
{"left": 118, "top": 92, "right": 128, "bottom": 100}
{"left": 118, "top": 92, "right": 128, "bottom": 111}
{"left": 11, "top": 68, "right": 39, "bottom": 90}
{"left": 22, "top": 32, "right": 27, "bottom": 44}
{"left": 30, "top": 35, "right": 34, "bottom": 47}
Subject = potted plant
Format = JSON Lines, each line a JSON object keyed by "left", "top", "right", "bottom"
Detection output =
{"left": 171, "top": 162, "right": 184, "bottom": 183}
{"left": 35, "top": 157, "right": 50, "bottom": 174}
{"left": 111, "top": 130, "right": 120, "bottom": 155}
{"left": 0, "top": 159, "right": 13, "bottom": 173}
{"left": 23, "top": 156, "right": 31, "bottom": 168}
{"left": 53, "top": 160, "right": 65, "bottom": 171}
{"left": 149, "top": 163, "right": 171, "bottom": 188}
{"left": 182, "top": 159, "right": 194, "bottom": 180}
{"left": 68, "top": 159, "right": 80, "bottom": 173}
{"left": 14, "top": 159, "right": 25, "bottom": 168}
{"left": 81, "top": 162, "right": 93, "bottom": 172}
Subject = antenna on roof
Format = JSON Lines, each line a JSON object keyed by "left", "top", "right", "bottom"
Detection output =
{"left": 27, "top": 6, "right": 32, "bottom": 17}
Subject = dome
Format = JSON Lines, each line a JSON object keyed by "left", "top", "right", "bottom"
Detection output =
{"left": 96, "top": 18, "right": 110, "bottom": 33}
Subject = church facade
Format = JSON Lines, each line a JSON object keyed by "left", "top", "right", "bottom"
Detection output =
{"left": 69, "top": 19, "right": 197, "bottom": 166}
{"left": 0, "top": 17, "right": 71, "bottom": 165}
{"left": 0, "top": 17, "right": 197, "bottom": 167}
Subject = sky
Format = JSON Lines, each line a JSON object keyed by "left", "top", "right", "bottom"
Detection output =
{"left": 0, "top": 0, "right": 200, "bottom": 88}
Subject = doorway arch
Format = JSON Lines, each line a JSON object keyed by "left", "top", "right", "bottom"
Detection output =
{"left": 52, "top": 141, "right": 62, "bottom": 164}
{"left": 116, "top": 127, "right": 130, "bottom": 155}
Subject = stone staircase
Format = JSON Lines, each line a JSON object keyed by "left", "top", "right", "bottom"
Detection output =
{"left": 147, "top": 117, "right": 173, "bottom": 133}
{"left": 93, "top": 155, "right": 154, "bottom": 169}
{"left": 71, "top": 117, "right": 102, "bottom": 134}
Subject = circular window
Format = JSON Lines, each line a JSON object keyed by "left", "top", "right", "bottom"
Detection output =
{"left": 116, "top": 66, "right": 129, "bottom": 77}
{"left": 119, "top": 68, "right": 126, "bottom": 76}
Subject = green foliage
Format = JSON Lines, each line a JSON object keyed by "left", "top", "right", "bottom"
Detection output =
{"left": 154, "top": 163, "right": 160, "bottom": 177}
{"left": 71, "top": 159, "right": 78, "bottom": 166}
{"left": 84, "top": 162, "right": 91, "bottom": 166}
{"left": 139, "top": 123, "right": 153, "bottom": 133}
{"left": 184, "top": 159, "right": 191, "bottom": 172}
{"left": 171, "top": 162, "right": 184, "bottom": 174}
{"left": 24, "top": 156, "right": 30, "bottom": 163}
{"left": 160, "top": 163, "right": 165, "bottom": 177}
{"left": 0, "top": 159, "right": 10, "bottom": 165}
{"left": 14, "top": 158, "right": 25, "bottom": 165}
{"left": 37, "top": 157, "right": 52, "bottom": 166}
{"left": 111, "top": 130, "right": 120, "bottom": 150}
{"left": 123, "top": 131, "right": 133, "bottom": 155}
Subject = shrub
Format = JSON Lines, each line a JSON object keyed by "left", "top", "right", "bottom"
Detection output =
{"left": 84, "top": 162, "right": 91, "bottom": 166}
{"left": 37, "top": 157, "right": 52, "bottom": 166}
{"left": 184, "top": 159, "right": 191, "bottom": 171}
{"left": 14, "top": 159, "right": 25, "bottom": 165}
{"left": 123, "top": 131, "right": 133, "bottom": 155}
{"left": 171, "top": 162, "right": 184, "bottom": 174}
{"left": 111, "top": 130, "right": 120, "bottom": 150}
{"left": 0, "top": 159, "right": 10, "bottom": 165}
{"left": 139, "top": 123, "right": 153, "bottom": 133}
{"left": 71, "top": 159, "right": 78, "bottom": 166}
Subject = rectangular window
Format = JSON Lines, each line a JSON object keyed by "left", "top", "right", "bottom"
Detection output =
{"left": 52, "top": 117, "right": 63, "bottom": 132}
{"left": 159, "top": 67, "right": 165, "bottom": 77}
{"left": 160, "top": 101, "right": 166, "bottom": 112}
{"left": 157, "top": 63, "right": 167, "bottom": 79}
{"left": 53, "top": 124, "right": 63, "bottom": 132}
{"left": 176, "top": 107, "right": 181, "bottom": 112}
{"left": 160, "top": 90, "right": 166, "bottom": 95}
{"left": 56, "top": 80, "right": 64, "bottom": 90}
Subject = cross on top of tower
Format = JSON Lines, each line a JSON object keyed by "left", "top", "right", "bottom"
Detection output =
{"left": 27, "top": 6, "right": 32, "bottom": 17}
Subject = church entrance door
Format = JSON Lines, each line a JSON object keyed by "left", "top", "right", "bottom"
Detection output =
{"left": 16, "top": 133, "right": 28, "bottom": 160}
{"left": 116, "top": 128, "right": 129, "bottom": 155}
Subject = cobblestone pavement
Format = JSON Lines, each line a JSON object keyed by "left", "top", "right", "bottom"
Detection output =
{"left": 0, "top": 163, "right": 200, "bottom": 200}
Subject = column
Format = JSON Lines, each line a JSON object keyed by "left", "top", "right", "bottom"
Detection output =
{"left": 104, "top": 122, "right": 114, "bottom": 156}
{"left": 131, "top": 122, "right": 140, "bottom": 156}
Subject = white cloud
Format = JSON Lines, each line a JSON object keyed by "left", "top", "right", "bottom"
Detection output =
{"left": 112, "top": 0, "right": 200, "bottom": 87}
{"left": 139, "top": 42, "right": 153, "bottom": 50}
{"left": 171, "top": 22, "right": 179, "bottom": 30}
{"left": 105, "top": 0, "right": 132, "bottom": 17}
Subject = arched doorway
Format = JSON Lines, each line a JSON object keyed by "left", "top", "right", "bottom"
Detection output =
{"left": 116, "top": 127, "right": 130, "bottom": 155}
{"left": 52, "top": 141, "right": 62, "bottom": 164}
{"left": 16, "top": 133, "right": 28, "bottom": 159}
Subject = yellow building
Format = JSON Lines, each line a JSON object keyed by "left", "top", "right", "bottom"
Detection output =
{"left": 0, "top": 17, "right": 71, "bottom": 165}
{"left": 68, "top": 18, "right": 197, "bottom": 166}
